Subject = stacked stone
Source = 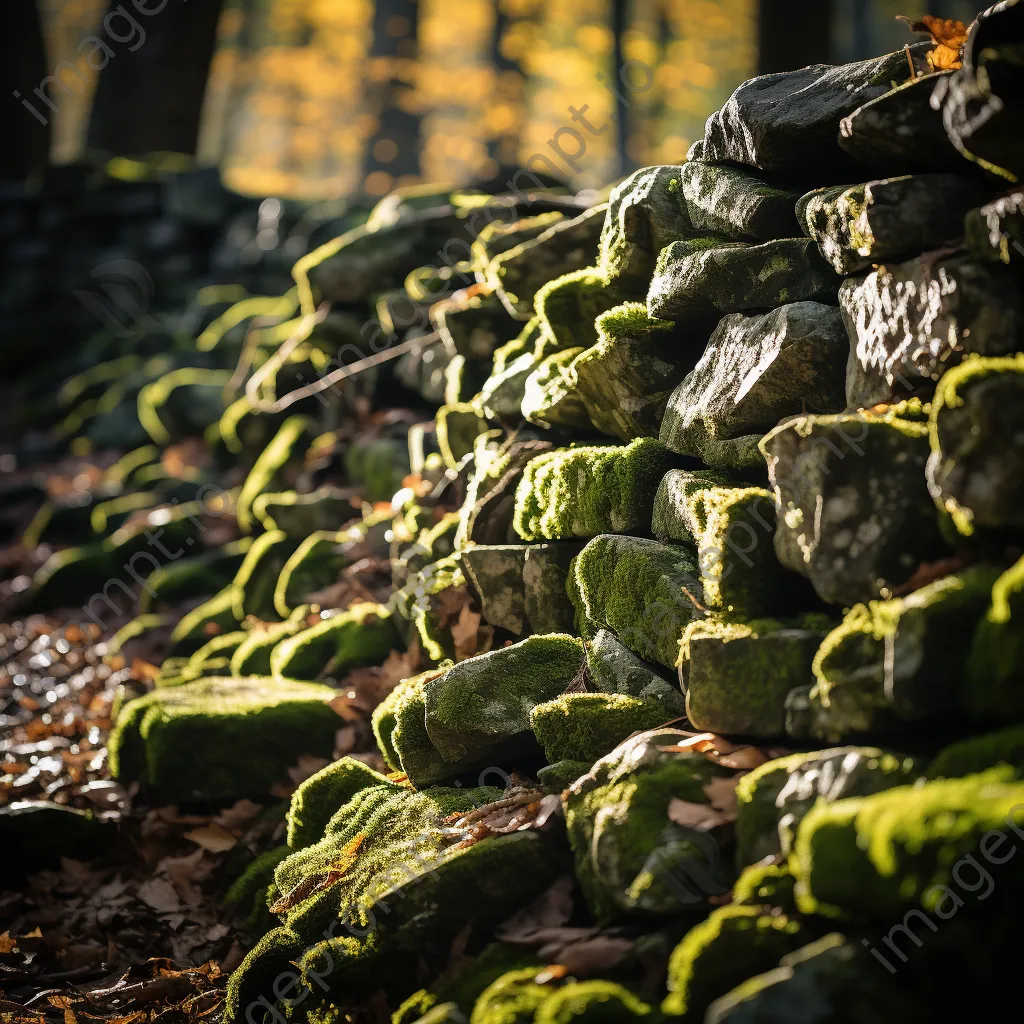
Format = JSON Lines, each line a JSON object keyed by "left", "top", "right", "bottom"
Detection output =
{"left": 8, "top": 4, "right": 1024, "bottom": 1021}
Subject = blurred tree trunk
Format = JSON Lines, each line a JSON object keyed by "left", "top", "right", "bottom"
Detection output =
{"left": 487, "top": 1, "right": 527, "bottom": 167}
{"left": 757, "top": 0, "right": 833, "bottom": 74}
{"left": 1, "top": 0, "right": 50, "bottom": 182}
{"left": 361, "top": 0, "right": 422, "bottom": 189}
{"left": 611, "top": 0, "right": 632, "bottom": 176}
{"left": 87, "top": 0, "right": 226, "bottom": 158}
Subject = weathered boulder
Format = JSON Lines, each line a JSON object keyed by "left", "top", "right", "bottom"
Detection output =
{"left": 660, "top": 302, "right": 847, "bottom": 468}
{"left": 513, "top": 437, "right": 677, "bottom": 541}
{"left": 490, "top": 204, "right": 606, "bottom": 319}
{"left": 231, "top": 529, "right": 300, "bottom": 621}
{"left": 934, "top": 0, "right": 1024, "bottom": 182}
{"left": 653, "top": 469, "right": 731, "bottom": 545}
{"left": 250, "top": 486, "right": 353, "bottom": 537}
{"left": 522, "top": 541, "right": 582, "bottom": 635}
{"left": 572, "top": 303, "right": 708, "bottom": 441}
{"left": 840, "top": 254, "right": 1024, "bottom": 407}
{"left": 689, "top": 47, "right": 924, "bottom": 176}
{"left": 965, "top": 189, "right": 1024, "bottom": 264}
{"left": 838, "top": 73, "right": 968, "bottom": 173}
{"left": 680, "top": 161, "right": 802, "bottom": 241}
{"left": 734, "top": 746, "right": 922, "bottom": 866}
{"left": 926, "top": 355, "right": 1024, "bottom": 535}
{"left": 598, "top": 165, "right": 693, "bottom": 286}
{"left": 563, "top": 728, "right": 734, "bottom": 920}
{"left": 760, "top": 403, "right": 948, "bottom": 606}
{"left": 794, "top": 567, "right": 1001, "bottom": 742}
{"left": 521, "top": 347, "right": 592, "bottom": 430}
{"left": 236, "top": 416, "right": 314, "bottom": 534}
{"left": 569, "top": 534, "right": 703, "bottom": 669}
{"left": 648, "top": 239, "right": 838, "bottom": 323}
{"left": 799, "top": 174, "right": 991, "bottom": 275}
{"left": 682, "top": 615, "right": 832, "bottom": 738}
{"left": 586, "top": 628, "right": 687, "bottom": 714}
{"left": 460, "top": 543, "right": 528, "bottom": 635}
{"left": 109, "top": 677, "right": 340, "bottom": 801}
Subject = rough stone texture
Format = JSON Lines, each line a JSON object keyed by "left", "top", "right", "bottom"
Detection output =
{"left": 689, "top": 46, "right": 925, "bottom": 176}
{"left": 586, "top": 628, "right": 687, "bottom": 715}
{"left": 838, "top": 73, "right": 969, "bottom": 173}
{"left": 660, "top": 302, "right": 847, "bottom": 468}
{"left": 569, "top": 535, "right": 704, "bottom": 670}
{"left": 793, "top": 567, "right": 1000, "bottom": 743}
{"left": 522, "top": 542, "right": 582, "bottom": 634}
{"left": 966, "top": 189, "right": 1024, "bottom": 265}
{"left": 799, "top": 174, "right": 992, "bottom": 275}
{"left": 571, "top": 303, "right": 708, "bottom": 442}
{"left": 682, "top": 616, "right": 831, "bottom": 738}
{"left": 598, "top": 165, "right": 693, "bottom": 286}
{"left": 520, "top": 347, "right": 593, "bottom": 430}
{"left": 563, "top": 728, "right": 734, "bottom": 920}
{"left": 652, "top": 469, "right": 731, "bottom": 544}
{"left": 423, "top": 634, "right": 584, "bottom": 763}
{"left": 648, "top": 239, "right": 839, "bottom": 323}
{"left": 935, "top": 1, "right": 1024, "bottom": 182}
{"left": 734, "top": 746, "right": 922, "bottom": 867}
{"left": 680, "top": 161, "right": 802, "bottom": 241}
{"left": 840, "top": 254, "right": 1024, "bottom": 409}
{"left": 434, "top": 292, "right": 513, "bottom": 361}
{"left": 760, "top": 403, "right": 948, "bottom": 607}
{"left": 490, "top": 204, "right": 606, "bottom": 319}
{"left": 927, "top": 354, "right": 1024, "bottom": 535}
{"left": 459, "top": 544, "right": 528, "bottom": 635}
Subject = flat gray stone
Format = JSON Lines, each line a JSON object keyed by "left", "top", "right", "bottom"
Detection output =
{"left": 689, "top": 46, "right": 926, "bottom": 176}
{"left": 760, "top": 406, "right": 947, "bottom": 606}
{"left": 460, "top": 544, "right": 528, "bottom": 635}
{"left": 648, "top": 239, "right": 839, "bottom": 322}
{"left": 523, "top": 542, "right": 582, "bottom": 634}
{"left": 659, "top": 302, "right": 848, "bottom": 467}
{"left": 586, "top": 628, "right": 687, "bottom": 715}
{"left": 680, "top": 161, "right": 801, "bottom": 241}
{"left": 799, "top": 174, "right": 992, "bottom": 275}
{"left": 841, "top": 254, "right": 1024, "bottom": 408}
{"left": 838, "top": 73, "right": 969, "bottom": 173}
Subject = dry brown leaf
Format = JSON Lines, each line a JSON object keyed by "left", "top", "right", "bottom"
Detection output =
{"left": 898, "top": 14, "right": 969, "bottom": 71}
{"left": 702, "top": 775, "right": 741, "bottom": 817}
{"left": 137, "top": 878, "right": 181, "bottom": 915}
{"left": 554, "top": 935, "right": 633, "bottom": 976}
{"left": 268, "top": 834, "right": 366, "bottom": 914}
{"left": 184, "top": 822, "right": 238, "bottom": 854}
{"left": 0, "top": 932, "right": 16, "bottom": 954}
{"left": 451, "top": 601, "right": 494, "bottom": 662}
{"left": 709, "top": 746, "right": 769, "bottom": 771}
{"left": 214, "top": 798, "right": 263, "bottom": 832}
{"left": 666, "top": 797, "right": 731, "bottom": 831}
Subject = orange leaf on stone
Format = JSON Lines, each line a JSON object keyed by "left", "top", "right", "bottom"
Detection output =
{"left": 898, "top": 14, "right": 969, "bottom": 71}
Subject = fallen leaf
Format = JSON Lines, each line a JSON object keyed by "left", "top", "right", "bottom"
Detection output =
{"left": 268, "top": 834, "right": 366, "bottom": 914}
{"left": 709, "top": 746, "right": 769, "bottom": 771}
{"left": 184, "top": 822, "right": 238, "bottom": 854}
{"left": 0, "top": 932, "right": 16, "bottom": 953}
{"left": 137, "top": 878, "right": 181, "bottom": 915}
{"left": 666, "top": 797, "right": 731, "bottom": 831}
{"left": 214, "top": 798, "right": 263, "bottom": 831}
{"left": 703, "top": 776, "right": 741, "bottom": 817}
{"left": 451, "top": 601, "right": 494, "bottom": 662}
{"left": 554, "top": 935, "right": 633, "bottom": 976}
{"left": 898, "top": 14, "right": 969, "bottom": 71}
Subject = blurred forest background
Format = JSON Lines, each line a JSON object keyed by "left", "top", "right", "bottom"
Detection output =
{"left": 7, "top": 0, "right": 992, "bottom": 198}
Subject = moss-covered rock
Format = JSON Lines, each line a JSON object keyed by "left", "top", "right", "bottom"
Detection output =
{"left": 137, "top": 367, "right": 233, "bottom": 445}
{"left": 231, "top": 529, "right": 300, "bottom": 621}
{"left": 521, "top": 347, "right": 592, "bottom": 430}
{"left": 460, "top": 544, "right": 529, "bottom": 635}
{"left": 534, "top": 268, "right": 628, "bottom": 358}
{"left": 731, "top": 861, "right": 798, "bottom": 913}
{"left": 230, "top": 605, "right": 313, "bottom": 677}
{"left": 224, "top": 844, "right": 290, "bottom": 933}
{"left": 760, "top": 403, "right": 948, "bottom": 606}
{"left": 437, "top": 402, "right": 489, "bottom": 470}
{"left": 225, "top": 782, "right": 565, "bottom": 1017}
{"left": 569, "top": 535, "right": 703, "bottom": 670}
{"left": 109, "top": 677, "right": 339, "bottom": 801}
{"left": 662, "top": 904, "right": 808, "bottom": 1019}
{"left": 926, "top": 354, "right": 1024, "bottom": 536}
{"left": 734, "top": 746, "right": 923, "bottom": 867}
{"left": 424, "top": 634, "right": 585, "bottom": 763}
{"left": 236, "top": 416, "right": 314, "bottom": 533}
{"left": 273, "top": 530, "right": 348, "bottom": 617}
{"left": 572, "top": 303, "right": 707, "bottom": 442}
{"left": 682, "top": 616, "right": 831, "bottom": 737}
{"left": 395, "top": 556, "right": 469, "bottom": 662}
{"left": 800, "top": 567, "right": 1001, "bottom": 742}
{"left": 563, "top": 728, "right": 734, "bottom": 920}
{"left": 513, "top": 438, "right": 676, "bottom": 542}
{"left": 182, "top": 630, "right": 248, "bottom": 680}
{"left": 270, "top": 603, "right": 399, "bottom": 681}
{"left": 138, "top": 538, "right": 253, "bottom": 614}
{"left": 792, "top": 767, "right": 1024, "bottom": 920}
{"left": 251, "top": 487, "right": 354, "bottom": 537}
{"left": 652, "top": 470, "right": 730, "bottom": 545}
{"left": 530, "top": 692, "right": 675, "bottom": 764}
{"left": 0, "top": 801, "right": 115, "bottom": 876}
{"left": 928, "top": 724, "right": 1024, "bottom": 780}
